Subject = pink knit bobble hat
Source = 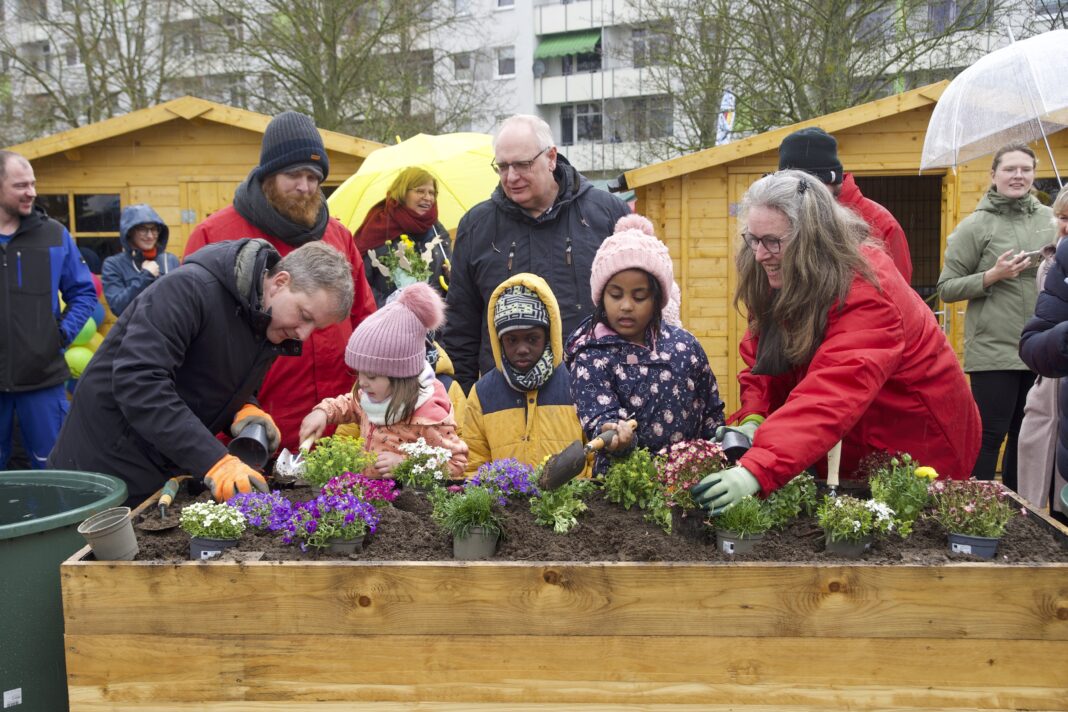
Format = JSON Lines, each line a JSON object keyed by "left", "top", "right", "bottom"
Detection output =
{"left": 345, "top": 282, "right": 445, "bottom": 377}
{"left": 590, "top": 214, "right": 674, "bottom": 308}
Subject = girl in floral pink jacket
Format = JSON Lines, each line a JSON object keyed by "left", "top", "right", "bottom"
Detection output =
{"left": 299, "top": 283, "right": 467, "bottom": 478}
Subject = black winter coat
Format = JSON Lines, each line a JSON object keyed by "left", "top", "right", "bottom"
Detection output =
{"left": 1020, "top": 238, "right": 1068, "bottom": 483}
{"left": 441, "top": 155, "right": 630, "bottom": 391}
{"left": 49, "top": 239, "right": 297, "bottom": 499}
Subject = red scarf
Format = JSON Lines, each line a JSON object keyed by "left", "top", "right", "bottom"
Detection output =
{"left": 354, "top": 198, "right": 438, "bottom": 254}
{"left": 141, "top": 248, "right": 158, "bottom": 259}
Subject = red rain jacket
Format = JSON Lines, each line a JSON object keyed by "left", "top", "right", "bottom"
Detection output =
{"left": 838, "top": 173, "right": 913, "bottom": 284}
{"left": 185, "top": 206, "right": 377, "bottom": 451}
{"left": 733, "top": 246, "right": 979, "bottom": 493}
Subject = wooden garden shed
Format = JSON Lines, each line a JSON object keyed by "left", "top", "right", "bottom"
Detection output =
{"left": 3, "top": 97, "right": 382, "bottom": 261}
{"left": 623, "top": 81, "right": 1068, "bottom": 414}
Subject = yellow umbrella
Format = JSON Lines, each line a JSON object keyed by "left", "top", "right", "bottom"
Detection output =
{"left": 328, "top": 132, "right": 500, "bottom": 233}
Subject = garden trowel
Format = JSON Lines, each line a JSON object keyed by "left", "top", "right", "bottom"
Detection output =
{"left": 539, "top": 419, "right": 638, "bottom": 491}
{"left": 827, "top": 440, "right": 842, "bottom": 497}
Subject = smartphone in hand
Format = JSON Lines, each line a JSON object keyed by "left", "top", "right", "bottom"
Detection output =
{"left": 1018, "top": 249, "right": 1044, "bottom": 268}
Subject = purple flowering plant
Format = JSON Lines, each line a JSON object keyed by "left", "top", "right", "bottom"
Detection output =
{"left": 277, "top": 492, "right": 380, "bottom": 552}
{"left": 323, "top": 472, "right": 398, "bottom": 507}
{"left": 469, "top": 458, "right": 540, "bottom": 505}
{"left": 928, "top": 479, "right": 1015, "bottom": 538}
{"left": 227, "top": 491, "right": 294, "bottom": 530}
{"left": 655, "top": 439, "right": 728, "bottom": 510}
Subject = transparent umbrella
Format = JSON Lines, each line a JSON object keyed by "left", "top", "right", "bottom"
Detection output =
{"left": 920, "top": 28, "right": 1068, "bottom": 186}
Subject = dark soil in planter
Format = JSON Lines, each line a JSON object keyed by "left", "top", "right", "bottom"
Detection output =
{"left": 131, "top": 483, "right": 1068, "bottom": 564}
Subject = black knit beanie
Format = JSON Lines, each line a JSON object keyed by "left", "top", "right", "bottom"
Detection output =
{"left": 778, "top": 127, "right": 844, "bottom": 185}
{"left": 257, "top": 111, "right": 330, "bottom": 181}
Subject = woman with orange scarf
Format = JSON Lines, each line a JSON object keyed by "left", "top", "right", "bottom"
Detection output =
{"left": 354, "top": 167, "right": 452, "bottom": 307}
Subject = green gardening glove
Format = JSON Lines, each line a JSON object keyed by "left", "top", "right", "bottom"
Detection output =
{"left": 690, "top": 465, "right": 760, "bottom": 515}
{"left": 714, "top": 417, "right": 762, "bottom": 443}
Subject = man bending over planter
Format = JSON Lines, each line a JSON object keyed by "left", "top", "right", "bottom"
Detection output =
{"left": 49, "top": 239, "right": 355, "bottom": 505}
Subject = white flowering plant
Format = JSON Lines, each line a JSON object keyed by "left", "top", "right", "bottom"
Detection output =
{"left": 816, "top": 494, "right": 895, "bottom": 544}
{"left": 392, "top": 437, "right": 452, "bottom": 489}
{"left": 179, "top": 501, "right": 247, "bottom": 540}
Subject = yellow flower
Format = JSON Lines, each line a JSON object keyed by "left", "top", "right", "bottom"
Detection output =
{"left": 400, "top": 234, "right": 414, "bottom": 250}
{"left": 914, "top": 466, "right": 939, "bottom": 480}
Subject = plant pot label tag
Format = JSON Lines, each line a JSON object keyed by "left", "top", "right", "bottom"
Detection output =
{"left": 721, "top": 540, "right": 736, "bottom": 555}
{"left": 950, "top": 541, "right": 973, "bottom": 555}
{"left": 3, "top": 688, "right": 22, "bottom": 708}
{"left": 200, "top": 549, "right": 224, "bottom": 560}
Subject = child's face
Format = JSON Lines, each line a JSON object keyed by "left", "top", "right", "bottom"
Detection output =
{"left": 358, "top": 373, "right": 393, "bottom": 403}
{"left": 603, "top": 269, "right": 656, "bottom": 345}
{"left": 500, "top": 326, "right": 547, "bottom": 372}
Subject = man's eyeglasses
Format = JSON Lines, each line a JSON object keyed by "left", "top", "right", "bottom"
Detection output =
{"left": 491, "top": 147, "right": 549, "bottom": 176}
{"left": 742, "top": 232, "right": 785, "bottom": 254}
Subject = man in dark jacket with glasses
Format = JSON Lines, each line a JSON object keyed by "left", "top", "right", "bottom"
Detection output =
{"left": 442, "top": 114, "right": 630, "bottom": 392}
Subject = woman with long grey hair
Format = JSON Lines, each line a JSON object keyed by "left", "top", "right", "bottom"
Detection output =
{"left": 692, "top": 170, "right": 979, "bottom": 514}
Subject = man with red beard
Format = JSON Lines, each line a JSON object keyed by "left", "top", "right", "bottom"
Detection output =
{"left": 184, "top": 111, "right": 375, "bottom": 453}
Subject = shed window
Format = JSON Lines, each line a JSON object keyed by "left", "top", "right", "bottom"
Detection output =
{"left": 37, "top": 192, "right": 122, "bottom": 267}
{"left": 75, "top": 194, "right": 121, "bottom": 233}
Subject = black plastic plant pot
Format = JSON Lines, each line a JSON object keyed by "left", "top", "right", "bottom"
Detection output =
{"left": 720, "top": 430, "right": 752, "bottom": 464}
{"left": 229, "top": 423, "right": 269, "bottom": 470}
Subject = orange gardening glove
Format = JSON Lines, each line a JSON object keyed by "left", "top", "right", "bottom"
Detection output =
{"left": 203, "top": 454, "right": 269, "bottom": 502}
{"left": 230, "top": 403, "right": 281, "bottom": 453}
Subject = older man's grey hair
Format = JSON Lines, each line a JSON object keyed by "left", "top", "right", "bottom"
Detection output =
{"left": 271, "top": 241, "right": 354, "bottom": 320}
{"left": 494, "top": 114, "right": 556, "bottom": 153}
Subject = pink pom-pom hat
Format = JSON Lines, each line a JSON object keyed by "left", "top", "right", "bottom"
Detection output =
{"left": 590, "top": 214, "right": 675, "bottom": 308}
{"left": 344, "top": 282, "right": 445, "bottom": 377}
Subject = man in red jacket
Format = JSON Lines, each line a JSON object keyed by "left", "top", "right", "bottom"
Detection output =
{"left": 778, "top": 127, "right": 913, "bottom": 284}
{"left": 184, "top": 110, "right": 376, "bottom": 452}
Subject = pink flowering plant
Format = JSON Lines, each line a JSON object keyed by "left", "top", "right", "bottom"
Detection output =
{"left": 654, "top": 439, "right": 728, "bottom": 510}
{"left": 928, "top": 479, "right": 1015, "bottom": 538}
{"left": 323, "top": 472, "right": 398, "bottom": 507}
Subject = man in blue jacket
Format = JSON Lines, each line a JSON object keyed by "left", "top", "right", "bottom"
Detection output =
{"left": 0, "top": 150, "right": 97, "bottom": 468}
{"left": 441, "top": 114, "right": 630, "bottom": 392}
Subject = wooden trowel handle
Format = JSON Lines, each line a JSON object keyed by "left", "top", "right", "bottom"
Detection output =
{"left": 827, "top": 440, "right": 842, "bottom": 489}
{"left": 587, "top": 419, "right": 639, "bottom": 453}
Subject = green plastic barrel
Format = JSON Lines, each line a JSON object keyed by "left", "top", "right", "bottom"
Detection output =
{"left": 0, "top": 471, "right": 127, "bottom": 712}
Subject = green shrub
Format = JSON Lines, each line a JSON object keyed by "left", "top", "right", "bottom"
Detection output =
{"left": 868, "top": 453, "right": 933, "bottom": 538}
{"left": 530, "top": 479, "right": 596, "bottom": 534}
{"left": 437, "top": 486, "right": 503, "bottom": 539}
{"left": 763, "top": 472, "right": 818, "bottom": 529}
{"left": 714, "top": 495, "right": 773, "bottom": 537}
{"left": 302, "top": 435, "right": 376, "bottom": 489}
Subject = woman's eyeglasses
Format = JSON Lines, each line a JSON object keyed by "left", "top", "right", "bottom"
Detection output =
{"left": 742, "top": 232, "right": 785, "bottom": 254}
{"left": 491, "top": 147, "right": 549, "bottom": 176}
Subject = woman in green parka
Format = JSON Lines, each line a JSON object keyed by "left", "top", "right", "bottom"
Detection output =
{"left": 937, "top": 142, "right": 1055, "bottom": 489}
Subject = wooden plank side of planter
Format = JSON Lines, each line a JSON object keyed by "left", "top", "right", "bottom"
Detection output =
{"left": 65, "top": 633, "right": 1068, "bottom": 710}
{"left": 61, "top": 561, "right": 1068, "bottom": 640}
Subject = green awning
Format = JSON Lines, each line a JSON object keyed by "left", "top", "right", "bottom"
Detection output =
{"left": 534, "top": 30, "right": 601, "bottom": 60}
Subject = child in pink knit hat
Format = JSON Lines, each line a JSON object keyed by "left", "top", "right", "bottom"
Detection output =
{"left": 299, "top": 282, "right": 467, "bottom": 479}
{"left": 564, "top": 214, "right": 724, "bottom": 474}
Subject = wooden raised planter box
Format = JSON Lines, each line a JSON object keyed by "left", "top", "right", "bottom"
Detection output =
{"left": 62, "top": 517, "right": 1068, "bottom": 711}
